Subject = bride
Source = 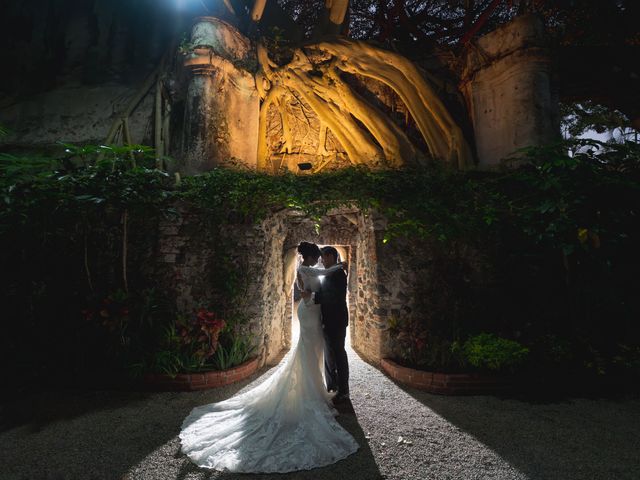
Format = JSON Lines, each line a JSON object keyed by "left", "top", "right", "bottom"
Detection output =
{"left": 179, "top": 241, "right": 359, "bottom": 472}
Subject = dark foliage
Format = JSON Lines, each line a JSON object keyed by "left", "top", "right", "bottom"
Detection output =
{"left": 1, "top": 139, "right": 639, "bottom": 388}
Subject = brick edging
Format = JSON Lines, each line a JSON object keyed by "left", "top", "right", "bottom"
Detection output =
{"left": 143, "top": 356, "right": 260, "bottom": 391}
{"left": 381, "top": 358, "right": 510, "bottom": 395}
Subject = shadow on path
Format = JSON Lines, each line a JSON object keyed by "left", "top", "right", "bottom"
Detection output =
{"left": 0, "top": 365, "right": 280, "bottom": 480}
{"left": 392, "top": 378, "right": 640, "bottom": 480}
{"left": 0, "top": 359, "right": 381, "bottom": 480}
{"left": 1, "top": 388, "right": 155, "bottom": 434}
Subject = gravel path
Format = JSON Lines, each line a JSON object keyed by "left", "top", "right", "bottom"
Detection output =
{"left": 1, "top": 344, "right": 639, "bottom": 480}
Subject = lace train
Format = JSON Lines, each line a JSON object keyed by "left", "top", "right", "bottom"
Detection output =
{"left": 180, "top": 290, "right": 359, "bottom": 472}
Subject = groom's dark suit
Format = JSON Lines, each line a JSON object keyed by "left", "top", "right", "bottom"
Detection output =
{"left": 315, "top": 268, "right": 349, "bottom": 396}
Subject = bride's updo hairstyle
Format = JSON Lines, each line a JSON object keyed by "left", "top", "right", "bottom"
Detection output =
{"left": 297, "top": 241, "right": 321, "bottom": 261}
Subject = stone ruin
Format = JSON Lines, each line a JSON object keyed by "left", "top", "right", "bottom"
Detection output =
{"left": 153, "top": 14, "right": 558, "bottom": 366}
{"left": 177, "top": 14, "right": 558, "bottom": 174}
{"left": 0, "top": 11, "right": 559, "bottom": 367}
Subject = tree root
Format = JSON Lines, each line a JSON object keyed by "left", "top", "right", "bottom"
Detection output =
{"left": 256, "top": 38, "right": 472, "bottom": 170}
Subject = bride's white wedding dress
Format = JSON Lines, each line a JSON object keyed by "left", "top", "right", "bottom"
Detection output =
{"left": 179, "top": 263, "right": 359, "bottom": 473}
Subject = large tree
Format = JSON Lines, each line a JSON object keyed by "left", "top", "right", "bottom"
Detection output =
{"left": 214, "top": 1, "right": 637, "bottom": 171}
{"left": 217, "top": 0, "right": 479, "bottom": 169}
{"left": 261, "top": 1, "right": 640, "bottom": 132}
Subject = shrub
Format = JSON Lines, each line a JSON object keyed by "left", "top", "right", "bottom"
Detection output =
{"left": 212, "top": 335, "right": 256, "bottom": 371}
{"left": 387, "top": 316, "right": 428, "bottom": 367}
{"left": 455, "top": 333, "right": 529, "bottom": 372}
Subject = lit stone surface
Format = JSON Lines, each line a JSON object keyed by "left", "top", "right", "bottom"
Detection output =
{"left": 461, "top": 14, "right": 560, "bottom": 168}
{"left": 190, "top": 17, "right": 252, "bottom": 61}
{"left": 181, "top": 18, "right": 259, "bottom": 173}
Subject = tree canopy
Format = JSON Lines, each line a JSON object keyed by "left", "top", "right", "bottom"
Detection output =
{"left": 230, "top": 0, "right": 639, "bottom": 55}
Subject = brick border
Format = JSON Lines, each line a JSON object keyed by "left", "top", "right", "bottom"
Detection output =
{"left": 381, "top": 358, "right": 510, "bottom": 395}
{"left": 143, "top": 357, "right": 260, "bottom": 391}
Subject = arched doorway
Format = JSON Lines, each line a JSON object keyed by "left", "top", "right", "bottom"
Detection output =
{"left": 155, "top": 205, "right": 402, "bottom": 371}
{"left": 264, "top": 208, "right": 389, "bottom": 367}
{"left": 285, "top": 244, "right": 353, "bottom": 347}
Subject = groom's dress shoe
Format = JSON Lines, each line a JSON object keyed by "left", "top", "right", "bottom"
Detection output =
{"left": 332, "top": 393, "right": 350, "bottom": 405}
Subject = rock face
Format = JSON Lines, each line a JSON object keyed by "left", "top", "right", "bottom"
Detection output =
{"left": 461, "top": 14, "right": 560, "bottom": 168}
{"left": 0, "top": 0, "right": 179, "bottom": 147}
{"left": 0, "top": 5, "right": 560, "bottom": 171}
{"left": 0, "top": 84, "right": 154, "bottom": 146}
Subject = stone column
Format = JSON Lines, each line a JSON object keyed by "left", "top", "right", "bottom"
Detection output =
{"left": 351, "top": 212, "right": 391, "bottom": 365}
{"left": 460, "top": 14, "right": 560, "bottom": 169}
{"left": 181, "top": 17, "right": 259, "bottom": 174}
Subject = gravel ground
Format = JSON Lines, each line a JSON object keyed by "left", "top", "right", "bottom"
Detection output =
{"left": 1, "top": 344, "right": 639, "bottom": 480}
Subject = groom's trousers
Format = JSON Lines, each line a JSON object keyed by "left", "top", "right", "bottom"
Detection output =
{"left": 323, "top": 326, "right": 349, "bottom": 395}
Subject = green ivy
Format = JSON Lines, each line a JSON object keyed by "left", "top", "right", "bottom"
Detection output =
{"left": 1, "top": 139, "right": 639, "bottom": 382}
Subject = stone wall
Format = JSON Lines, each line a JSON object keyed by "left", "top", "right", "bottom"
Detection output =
{"left": 156, "top": 204, "right": 289, "bottom": 367}
{"left": 282, "top": 209, "right": 389, "bottom": 363}
{"left": 152, "top": 204, "right": 494, "bottom": 369}
{"left": 155, "top": 205, "right": 419, "bottom": 367}
{"left": 180, "top": 18, "right": 260, "bottom": 173}
{"left": 0, "top": 84, "right": 155, "bottom": 147}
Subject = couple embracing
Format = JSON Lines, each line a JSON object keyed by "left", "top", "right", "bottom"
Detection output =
{"left": 298, "top": 242, "right": 351, "bottom": 403}
{"left": 179, "top": 241, "right": 358, "bottom": 473}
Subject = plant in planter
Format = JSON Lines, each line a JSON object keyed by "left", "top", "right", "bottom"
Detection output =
{"left": 136, "top": 308, "right": 256, "bottom": 378}
{"left": 82, "top": 288, "right": 172, "bottom": 371}
{"left": 146, "top": 308, "right": 226, "bottom": 376}
{"left": 212, "top": 334, "right": 256, "bottom": 371}
{"left": 388, "top": 316, "right": 464, "bottom": 372}
{"left": 385, "top": 319, "right": 528, "bottom": 394}
{"left": 83, "top": 289, "right": 131, "bottom": 340}
{"left": 388, "top": 313, "right": 530, "bottom": 374}
{"left": 453, "top": 333, "right": 529, "bottom": 373}
{"left": 387, "top": 316, "right": 428, "bottom": 367}
{"left": 82, "top": 289, "right": 138, "bottom": 365}
{"left": 180, "top": 308, "right": 227, "bottom": 360}
{"left": 210, "top": 310, "right": 257, "bottom": 370}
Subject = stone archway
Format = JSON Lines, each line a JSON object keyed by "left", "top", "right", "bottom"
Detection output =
{"left": 261, "top": 207, "right": 392, "bottom": 366}
{"left": 156, "top": 204, "right": 411, "bottom": 371}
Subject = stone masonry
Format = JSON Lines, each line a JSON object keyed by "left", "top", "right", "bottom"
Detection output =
{"left": 155, "top": 204, "right": 435, "bottom": 368}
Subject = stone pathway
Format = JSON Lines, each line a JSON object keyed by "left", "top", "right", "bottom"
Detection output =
{"left": 1, "top": 344, "right": 639, "bottom": 480}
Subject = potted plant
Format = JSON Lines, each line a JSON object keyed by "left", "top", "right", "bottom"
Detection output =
{"left": 140, "top": 308, "right": 258, "bottom": 390}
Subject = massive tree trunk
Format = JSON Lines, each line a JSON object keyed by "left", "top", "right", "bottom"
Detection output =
{"left": 249, "top": 0, "right": 472, "bottom": 171}
{"left": 256, "top": 39, "right": 472, "bottom": 170}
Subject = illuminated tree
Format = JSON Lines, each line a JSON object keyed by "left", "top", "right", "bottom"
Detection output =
{"left": 219, "top": 0, "right": 474, "bottom": 169}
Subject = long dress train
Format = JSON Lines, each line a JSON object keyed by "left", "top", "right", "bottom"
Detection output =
{"left": 179, "top": 263, "right": 359, "bottom": 473}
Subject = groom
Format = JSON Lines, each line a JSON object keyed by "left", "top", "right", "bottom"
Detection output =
{"left": 303, "top": 246, "right": 350, "bottom": 403}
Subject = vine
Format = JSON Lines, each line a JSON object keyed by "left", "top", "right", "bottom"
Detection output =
{"left": 1, "top": 139, "right": 639, "bottom": 381}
